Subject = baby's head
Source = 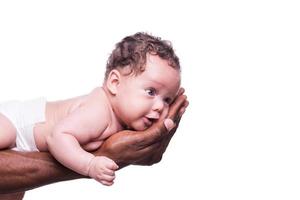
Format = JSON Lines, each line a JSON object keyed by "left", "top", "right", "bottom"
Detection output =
{"left": 104, "top": 32, "right": 180, "bottom": 80}
{"left": 104, "top": 32, "right": 181, "bottom": 131}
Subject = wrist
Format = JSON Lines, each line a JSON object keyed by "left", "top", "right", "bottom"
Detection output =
{"left": 86, "top": 155, "right": 96, "bottom": 177}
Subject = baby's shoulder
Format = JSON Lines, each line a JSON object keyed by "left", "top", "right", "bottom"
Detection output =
{"left": 80, "top": 87, "right": 112, "bottom": 118}
{"left": 84, "top": 87, "right": 109, "bottom": 107}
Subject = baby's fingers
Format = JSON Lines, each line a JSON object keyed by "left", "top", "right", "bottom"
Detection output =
{"left": 97, "top": 174, "right": 115, "bottom": 182}
{"left": 103, "top": 168, "right": 115, "bottom": 176}
{"left": 110, "top": 162, "right": 119, "bottom": 170}
{"left": 108, "top": 161, "right": 119, "bottom": 171}
{"left": 100, "top": 180, "right": 114, "bottom": 186}
{"left": 102, "top": 156, "right": 119, "bottom": 170}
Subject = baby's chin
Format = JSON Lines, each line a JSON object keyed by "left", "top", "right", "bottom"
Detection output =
{"left": 129, "top": 124, "right": 149, "bottom": 131}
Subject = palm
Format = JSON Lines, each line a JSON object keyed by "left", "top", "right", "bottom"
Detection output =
{"left": 95, "top": 88, "right": 188, "bottom": 168}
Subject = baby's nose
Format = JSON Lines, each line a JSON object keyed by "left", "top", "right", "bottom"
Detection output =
{"left": 152, "top": 98, "right": 164, "bottom": 113}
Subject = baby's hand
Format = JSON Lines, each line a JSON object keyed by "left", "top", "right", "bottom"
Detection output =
{"left": 88, "top": 156, "right": 119, "bottom": 186}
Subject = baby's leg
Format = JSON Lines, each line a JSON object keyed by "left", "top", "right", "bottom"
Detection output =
{"left": 0, "top": 113, "right": 16, "bottom": 149}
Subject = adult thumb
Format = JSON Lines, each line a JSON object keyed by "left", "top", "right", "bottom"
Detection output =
{"left": 164, "top": 118, "right": 176, "bottom": 131}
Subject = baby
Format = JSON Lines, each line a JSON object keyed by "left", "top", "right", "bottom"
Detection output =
{"left": 0, "top": 32, "right": 181, "bottom": 186}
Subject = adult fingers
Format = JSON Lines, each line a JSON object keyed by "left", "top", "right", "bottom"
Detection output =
{"left": 167, "top": 93, "right": 187, "bottom": 122}
{"left": 159, "top": 90, "right": 188, "bottom": 132}
{"left": 146, "top": 93, "right": 187, "bottom": 135}
{"left": 129, "top": 118, "right": 167, "bottom": 148}
{"left": 177, "top": 87, "right": 185, "bottom": 97}
{"left": 133, "top": 142, "right": 161, "bottom": 161}
{"left": 164, "top": 118, "right": 176, "bottom": 131}
{"left": 179, "top": 99, "right": 189, "bottom": 117}
{"left": 133, "top": 140, "right": 170, "bottom": 166}
{"left": 169, "top": 94, "right": 189, "bottom": 126}
{"left": 125, "top": 89, "right": 188, "bottom": 148}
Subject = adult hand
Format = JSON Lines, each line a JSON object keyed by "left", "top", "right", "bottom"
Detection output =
{"left": 0, "top": 89, "right": 188, "bottom": 193}
{"left": 95, "top": 88, "right": 188, "bottom": 168}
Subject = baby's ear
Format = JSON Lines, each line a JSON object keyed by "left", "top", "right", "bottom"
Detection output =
{"left": 106, "top": 70, "right": 121, "bottom": 95}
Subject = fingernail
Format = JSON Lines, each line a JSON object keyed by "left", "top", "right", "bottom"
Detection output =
{"left": 179, "top": 108, "right": 186, "bottom": 116}
{"left": 164, "top": 118, "right": 175, "bottom": 131}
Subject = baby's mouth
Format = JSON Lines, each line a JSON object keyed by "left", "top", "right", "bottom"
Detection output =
{"left": 143, "top": 117, "right": 153, "bottom": 127}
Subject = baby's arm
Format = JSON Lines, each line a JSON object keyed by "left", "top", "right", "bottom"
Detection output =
{"left": 46, "top": 104, "right": 118, "bottom": 186}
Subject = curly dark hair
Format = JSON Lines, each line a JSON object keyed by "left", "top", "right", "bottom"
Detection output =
{"left": 105, "top": 32, "right": 180, "bottom": 79}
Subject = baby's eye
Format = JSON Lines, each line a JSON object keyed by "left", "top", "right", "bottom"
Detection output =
{"left": 146, "top": 88, "right": 156, "bottom": 96}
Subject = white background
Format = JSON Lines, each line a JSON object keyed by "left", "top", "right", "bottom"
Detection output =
{"left": 0, "top": 0, "right": 300, "bottom": 199}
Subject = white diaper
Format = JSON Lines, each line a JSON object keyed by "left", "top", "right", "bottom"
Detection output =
{"left": 0, "top": 98, "right": 46, "bottom": 152}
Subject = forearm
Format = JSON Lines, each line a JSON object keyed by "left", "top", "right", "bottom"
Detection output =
{"left": 0, "top": 150, "right": 82, "bottom": 194}
{"left": 0, "top": 130, "right": 133, "bottom": 194}
{"left": 0, "top": 90, "right": 187, "bottom": 194}
{"left": 47, "top": 132, "right": 94, "bottom": 176}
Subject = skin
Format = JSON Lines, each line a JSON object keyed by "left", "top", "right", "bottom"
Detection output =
{"left": 45, "top": 54, "right": 180, "bottom": 185}
{"left": 0, "top": 54, "right": 181, "bottom": 187}
{"left": 0, "top": 88, "right": 188, "bottom": 198}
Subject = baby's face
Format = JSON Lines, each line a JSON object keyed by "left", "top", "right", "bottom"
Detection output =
{"left": 114, "top": 54, "right": 181, "bottom": 131}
